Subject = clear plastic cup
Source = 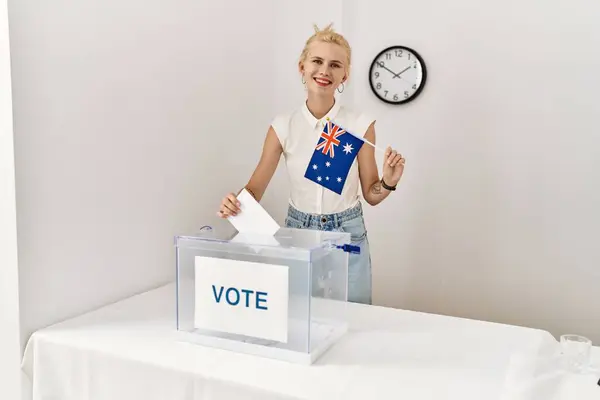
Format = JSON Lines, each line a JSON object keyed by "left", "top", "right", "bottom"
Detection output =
{"left": 560, "top": 334, "right": 592, "bottom": 373}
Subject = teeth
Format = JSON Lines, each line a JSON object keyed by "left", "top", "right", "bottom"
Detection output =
{"left": 315, "top": 78, "right": 331, "bottom": 84}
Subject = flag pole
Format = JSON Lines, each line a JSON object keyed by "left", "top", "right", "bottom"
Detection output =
{"left": 345, "top": 130, "right": 387, "bottom": 154}
{"left": 330, "top": 119, "right": 388, "bottom": 154}
{"left": 361, "top": 136, "right": 387, "bottom": 154}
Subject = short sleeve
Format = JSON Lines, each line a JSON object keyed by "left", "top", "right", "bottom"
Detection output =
{"left": 270, "top": 114, "right": 290, "bottom": 150}
{"left": 355, "top": 113, "right": 376, "bottom": 138}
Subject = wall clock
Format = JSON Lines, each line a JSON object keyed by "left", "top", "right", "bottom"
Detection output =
{"left": 368, "top": 45, "right": 427, "bottom": 105}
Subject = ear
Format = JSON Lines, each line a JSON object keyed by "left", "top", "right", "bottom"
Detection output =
{"left": 298, "top": 61, "right": 305, "bottom": 74}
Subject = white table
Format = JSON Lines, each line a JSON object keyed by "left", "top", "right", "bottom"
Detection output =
{"left": 21, "top": 283, "right": 600, "bottom": 400}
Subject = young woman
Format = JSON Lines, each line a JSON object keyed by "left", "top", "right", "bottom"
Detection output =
{"left": 217, "top": 24, "right": 405, "bottom": 305}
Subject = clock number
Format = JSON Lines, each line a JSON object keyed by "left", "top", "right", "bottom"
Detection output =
{"left": 393, "top": 94, "right": 399, "bottom": 101}
{"left": 377, "top": 61, "right": 385, "bottom": 68}
{"left": 395, "top": 49, "right": 403, "bottom": 57}
{"left": 412, "top": 84, "right": 417, "bottom": 90}
{"left": 408, "top": 53, "right": 411, "bottom": 60}
{"left": 384, "top": 90, "right": 388, "bottom": 97}
{"left": 376, "top": 82, "right": 382, "bottom": 90}
{"left": 374, "top": 72, "right": 380, "bottom": 78}
{"left": 404, "top": 91, "right": 409, "bottom": 98}
{"left": 385, "top": 53, "right": 391, "bottom": 60}
{"left": 413, "top": 62, "right": 417, "bottom": 68}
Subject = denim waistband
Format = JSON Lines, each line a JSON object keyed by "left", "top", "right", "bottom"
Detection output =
{"left": 286, "top": 201, "right": 363, "bottom": 228}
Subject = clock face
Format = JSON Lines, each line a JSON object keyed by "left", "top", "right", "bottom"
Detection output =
{"left": 369, "top": 46, "right": 427, "bottom": 105}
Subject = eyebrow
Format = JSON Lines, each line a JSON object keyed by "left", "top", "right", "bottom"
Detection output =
{"left": 311, "top": 56, "right": 343, "bottom": 64}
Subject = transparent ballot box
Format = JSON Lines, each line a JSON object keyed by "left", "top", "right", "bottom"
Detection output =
{"left": 174, "top": 224, "right": 353, "bottom": 364}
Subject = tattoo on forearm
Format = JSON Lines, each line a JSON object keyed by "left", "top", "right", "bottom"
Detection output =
{"left": 371, "top": 182, "right": 382, "bottom": 195}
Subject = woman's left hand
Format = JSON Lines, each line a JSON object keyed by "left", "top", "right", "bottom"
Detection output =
{"left": 382, "top": 146, "right": 405, "bottom": 186}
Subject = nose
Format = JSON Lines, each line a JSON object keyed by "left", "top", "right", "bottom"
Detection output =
{"left": 318, "top": 64, "right": 331, "bottom": 76}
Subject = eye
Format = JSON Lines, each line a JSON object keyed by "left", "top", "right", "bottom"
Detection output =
{"left": 312, "top": 59, "right": 322, "bottom": 65}
{"left": 331, "top": 63, "right": 341, "bottom": 69}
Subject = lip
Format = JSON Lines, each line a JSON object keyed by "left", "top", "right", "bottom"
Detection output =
{"left": 313, "top": 77, "right": 332, "bottom": 87}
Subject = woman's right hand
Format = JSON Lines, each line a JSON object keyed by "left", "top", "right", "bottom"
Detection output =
{"left": 217, "top": 192, "right": 241, "bottom": 218}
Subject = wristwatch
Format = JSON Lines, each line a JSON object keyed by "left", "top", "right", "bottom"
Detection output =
{"left": 381, "top": 178, "right": 396, "bottom": 191}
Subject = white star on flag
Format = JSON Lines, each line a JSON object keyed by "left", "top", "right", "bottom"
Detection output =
{"left": 325, "top": 161, "right": 331, "bottom": 167}
{"left": 312, "top": 164, "right": 318, "bottom": 170}
{"left": 343, "top": 143, "right": 354, "bottom": 154}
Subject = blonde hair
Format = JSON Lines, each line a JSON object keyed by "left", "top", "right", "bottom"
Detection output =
{"left": 299, "top": 23, "right": 352, "bottom": 74}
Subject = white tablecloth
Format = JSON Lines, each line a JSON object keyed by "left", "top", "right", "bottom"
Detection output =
{"left": 21, "top": 283, "right": 600, "bottom": 400}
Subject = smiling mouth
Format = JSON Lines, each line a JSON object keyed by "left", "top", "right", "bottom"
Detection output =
{"left": 314, "top": 77, "right": 332, "bottom": 87}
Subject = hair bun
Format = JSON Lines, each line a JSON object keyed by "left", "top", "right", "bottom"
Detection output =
{"left": 313, "top": 22, "right": 335, "bottom": 34}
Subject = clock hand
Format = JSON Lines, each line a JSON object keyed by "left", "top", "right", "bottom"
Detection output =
{"left": 376, "top": 61, "right": 400, "bottom": 77}
{"left": 392, "top": 66, "right": 411, "bottom": 79}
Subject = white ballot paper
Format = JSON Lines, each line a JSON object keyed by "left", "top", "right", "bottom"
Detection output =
{"left": 227, "top": 189, "right": 280, "bottom": 235}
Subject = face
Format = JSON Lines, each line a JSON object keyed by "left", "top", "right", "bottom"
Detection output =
{"left": 300, "top": 41, "right": 348, "bottom": 97}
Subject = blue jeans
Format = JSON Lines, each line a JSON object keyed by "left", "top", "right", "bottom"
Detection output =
{"left": 284, "top": 202, "right": 372, "bottom": 305}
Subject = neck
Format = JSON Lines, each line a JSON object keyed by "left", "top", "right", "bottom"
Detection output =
{"left": 305, "top": 94, "right": 335, "bottom": 120}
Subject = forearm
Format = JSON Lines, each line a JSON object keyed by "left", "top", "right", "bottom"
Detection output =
{"left": 364, "top": 178, "right": 394, "bottom": 206}
{"left": 241, "top": 184, "right": 261, "bottom": 201}
{"left": 240, "top": 127, "right": 282, "bottom": 202}
{"left": 242, "top": 163, "right": 277, "bottom": 201}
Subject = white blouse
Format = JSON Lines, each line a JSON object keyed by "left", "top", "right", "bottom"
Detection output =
{"left": 271, "top": 101, "right": 375, "bottom": 215}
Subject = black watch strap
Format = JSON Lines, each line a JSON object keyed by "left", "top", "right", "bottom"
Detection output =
{"left": 381, "top": 178, "right": 396, "bottom": 191}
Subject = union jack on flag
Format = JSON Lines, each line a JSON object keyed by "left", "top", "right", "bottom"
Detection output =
{"left": 304, "top": 119, "right": 365, "bottom": 195}
{"left": 315, "top": 120, "right": 346, "bottom": 158}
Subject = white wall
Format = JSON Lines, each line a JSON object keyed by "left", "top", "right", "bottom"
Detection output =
{"left": 340, "top": 0, "right": 600, "bottom": 341}
{"left": 9, "top": 0, "right": 278, "bottom": 349}
{"left": 0, "top": 0, "right": 21, "bottom": 398}
{"left": 8, "top": 0, "right": 600, "bottom": 364}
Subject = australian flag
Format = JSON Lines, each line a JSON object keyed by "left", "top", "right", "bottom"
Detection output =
{"left": 304, "top": 120, "right": 364, "bottom": 195}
